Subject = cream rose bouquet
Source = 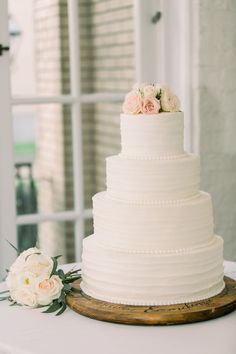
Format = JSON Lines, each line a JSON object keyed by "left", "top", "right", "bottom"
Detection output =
{"left": 0, "top": 244, "right": 81, "bottom": 315}
{"left": 122, "top": 83, "right": 180, "bottom": 114}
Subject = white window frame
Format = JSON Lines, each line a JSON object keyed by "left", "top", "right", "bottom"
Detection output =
{"left": 0, "top": 0, "right": 17, "bottom": 278}
{"left": 0, "top": 0, "right": 125, "bottom": 277}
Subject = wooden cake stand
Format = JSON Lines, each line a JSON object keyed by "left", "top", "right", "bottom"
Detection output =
{"left": 66, "top": 276, "right": 236, "bottom": 325}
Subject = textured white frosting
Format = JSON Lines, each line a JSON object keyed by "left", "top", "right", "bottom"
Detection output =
{"left": 120, "top": 112, "right": 184, "bottom": 158}
{"left": 106, "top": 153, "right": 200, "bottom": 201}
{"left": 81, "top": 235, "right": 224, "bottom": 305}
{"left": 81, "top": 111, "right": 225, "bottom": 306}
{"left": 93, "top": 191, "right": 214, "bottom": 252}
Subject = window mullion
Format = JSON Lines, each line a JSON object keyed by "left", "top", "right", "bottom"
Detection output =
{"left": 11, "top": 92, "right": 124, "bottom": 106}
{"left": 16, "top": 209, "right": 93, "bottom": 226}
{"left": 68, "top": 0, "right": 84, "bottom": 262}
{"left": 11, "top": 95, "right": 76, "bottom": 106}
{"left": 80, "top": 92, "right": 124, "bottom": 103}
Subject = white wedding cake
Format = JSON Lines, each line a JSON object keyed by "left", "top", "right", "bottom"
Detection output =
{"left": 81, "top": 83, "right": 225, "bottom": 305}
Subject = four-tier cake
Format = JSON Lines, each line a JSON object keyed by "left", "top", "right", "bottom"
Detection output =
{"left": 80, "top": 83, "right": 224, "bottom": 305}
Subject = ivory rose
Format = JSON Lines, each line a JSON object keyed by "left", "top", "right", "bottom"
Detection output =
{"left": 8, "top": 247, "right": 53, "bottom": 278}
{"left": 141, "top": 96, "right": 160, "bottom": 114}
{"left": 6, "top": 271, "right": 18, "bottom": 291}
{"left": 122, "top": 90, "right": 142, "bottom": 114}
{"left": 11, "top": 288, "right": 38, "bottom": 308}
{"left": 154, "top": 83, "right": 161, "bottom": 96}
{"left": 143, "top": 84, "right": 159, "bottom": 98}
{"left": 6, "top": 248, "right": 54, "bottom": 308}
{"left": 132, "top": 82, "right": 148, "bottom": 91}
{"left": 160, "top": 85, "right": 180, "bottom": 112}
{"left": 36, "top": 275, "right": 63, "bottom": 306}
{"left": 24, "top": 253, "right": 53, "bottom": 277}
{"left": 9, "top": 247, "right": 39, "bottom": 273}
{"left": 17, "top": 271, "right": 37, "bottom": 291}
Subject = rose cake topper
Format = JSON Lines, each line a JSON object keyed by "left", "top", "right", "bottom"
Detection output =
{"left": 122, "top": 83, "right": 180, "bottom": 115}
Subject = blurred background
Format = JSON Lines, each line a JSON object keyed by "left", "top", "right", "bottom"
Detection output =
{"left": 0, "top": 0, "right": 236, "bottom": 277}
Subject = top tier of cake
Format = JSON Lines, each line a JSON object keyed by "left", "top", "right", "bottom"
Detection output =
{"left": 120, "top": 112, "right": 184, "bottom": 158}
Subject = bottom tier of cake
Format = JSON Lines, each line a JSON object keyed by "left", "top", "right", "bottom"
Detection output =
{"left": 81, "top": 235, "right": 225, "bottom": 305}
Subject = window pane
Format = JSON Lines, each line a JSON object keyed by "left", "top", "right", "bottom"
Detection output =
{"left": 9, "top": 0, "right": 135, "bottom": 97}
{"left": 13, "top": 104, "right": 74, "bottom": 215}
{"left": 17, "top": 221, "right": 75, "bottom": 263}
{"left": 79, "top": 0, "right": 135, "bottom": 93}
{"left": 82, "top": 102, "right": 121, "bottom": 207}
{"left": 17, "top": 219, "right": 94, "bottom": 262}
{"left": 9, "top": 0, "right": 70, "bottom": 96}
{"left": 84, "top": 218, "right": 93, "bottom": 238}
{"left": 17, "top": 224, "right": 38, "bottom": 254}
{"left": 39, "top": 220, "right": 74, "bottom": 263}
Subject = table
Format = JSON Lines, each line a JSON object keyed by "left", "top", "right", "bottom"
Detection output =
{"left": 0, "top": 261, "right": 236, "bottom": 354}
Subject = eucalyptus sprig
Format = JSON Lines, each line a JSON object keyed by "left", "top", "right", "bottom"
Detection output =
{"left": 42, "top": 255, "right": 81, "bottom": 316}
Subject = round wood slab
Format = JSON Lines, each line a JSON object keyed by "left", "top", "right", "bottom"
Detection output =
{"left": 66, "top": 276, "right": 236, "bottom": 325}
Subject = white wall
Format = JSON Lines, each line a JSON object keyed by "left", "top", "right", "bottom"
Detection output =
{"left": 134, "top": 0, "right": 192, "bottom": 151}
{"left": 9, "top": 0, "right": 36, "bottom": 96}
{"left": 192, "top": 0, "right": 236, "bottom": 260}
{"left": 152, "top": 0, "right": 236, "bottom": 260}
{"left": 161, "top": 0, "right": 192, "bottom": 152}
{"left": 9, "top": 0, "right": 36, "bottom": 146}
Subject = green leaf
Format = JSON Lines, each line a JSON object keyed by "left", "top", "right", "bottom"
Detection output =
{"left": 0, "top": 296, "right": 9, "bottom": 301}
{"left": 66, "top": 269, "right": 81, "bottom": 276}
{"left": 42, "top": 301, "right": 62, "bottom": 314}
{"left": 50, "top": 255, "right": 63, "bottom": 277}
{"left": 54, "top": 255, "right": 62, "bottom": 260}
{"left": 63, "top": 283, "right": 71, "bottom": 292}
{"left": 70, "top": 287, "right": 80, "bottom": 293}
{"left": 37, "top": 304, "right": 49, "bottom": 309}
{"left": 5, "top": 239, "right": 19, "bottom": 254}
{"left": 25, "top": 252, "right": 41, "bottom": 262}
{"left": 8, "top": 297, "right": 19, "bottom": 306}
{"left": 56, "top": 303, "right": 67, "bottom": 316}
{"left": 58, "top": 291, "right": 66, "bottom": 304}
{"left": 64, "top": 275, "right": 81, "bottom": 284}
{"left": 64, "top": 274, "right": 81, "bottom": 283}
{"left": 9, "top": 301, "right": 19, "bottom": 306}
{"left": 57, "top": 269, "right": 65, "bottom": 280}
{"left": 0, "top": 290, "right": 9, "bottom": 295}
{"left": 65, "top": 267, "right": 81, "bottom": 277}
{"left": 50, "top": 257, "right": 58, "bottom": 277}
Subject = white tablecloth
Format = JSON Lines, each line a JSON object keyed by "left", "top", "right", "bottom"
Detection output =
{"left": 0, "top": 261, "right": 236, "bottom": 354}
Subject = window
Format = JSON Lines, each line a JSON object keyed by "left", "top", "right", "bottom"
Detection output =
{"left": 0, "top": 0, "right": 136, "bottom": 278}
{"left": 0, "top": 0, "right": 190, "bottom": 278}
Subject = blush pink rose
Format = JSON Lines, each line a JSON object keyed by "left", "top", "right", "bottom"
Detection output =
{"left": 36, "top": 275, "right": 63, "bottom": 306}
{"left": 122, "top": 91, "right": 142, "bottom": 114}
{"left": 141, "top": 97, "right": 160, "bottom": 114}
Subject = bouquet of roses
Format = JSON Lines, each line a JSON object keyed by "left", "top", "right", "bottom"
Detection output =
{"left": 122, "top": 83, "right": 180, "bottom": 115}
{"left": 0, "top": 245, "right": 81, "bottom": 315}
